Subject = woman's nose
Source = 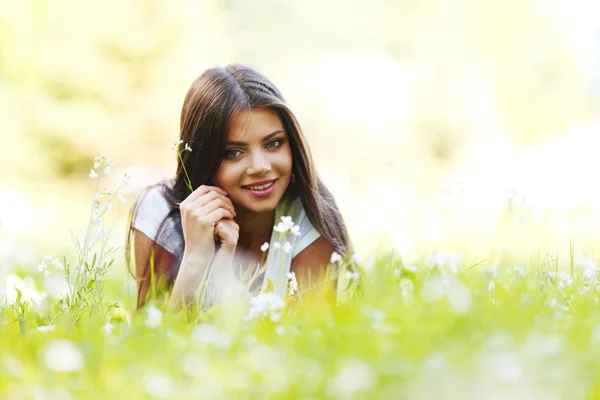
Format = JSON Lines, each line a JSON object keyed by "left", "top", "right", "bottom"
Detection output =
{"left": 247, "top": 151, "right": 271, "bottom": 175}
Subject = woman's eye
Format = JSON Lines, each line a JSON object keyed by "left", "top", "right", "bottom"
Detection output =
{"left": 266, "top": 139, "right": 282, "bottom": 148}
{"left": 225, "top": 149, "right": 241, "bottom": 159}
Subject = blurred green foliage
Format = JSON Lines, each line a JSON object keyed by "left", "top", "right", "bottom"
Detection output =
{"left": 0, "top": 0, "right": 593, "bottom": 183}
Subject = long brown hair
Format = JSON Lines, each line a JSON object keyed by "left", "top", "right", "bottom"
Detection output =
{"left": 126, "top": 64, "right": 350, "bottom": 307}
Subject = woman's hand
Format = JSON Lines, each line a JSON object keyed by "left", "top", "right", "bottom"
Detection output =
{"left": 214, "top": 218, "right": 240, "bottom": 253}
{"left": 179, "top": 185, "right": 236, "bottom": 260}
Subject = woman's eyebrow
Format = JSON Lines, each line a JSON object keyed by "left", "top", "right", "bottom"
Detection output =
{"left": 227, "top": 130, "right": 284, "bottom": 146}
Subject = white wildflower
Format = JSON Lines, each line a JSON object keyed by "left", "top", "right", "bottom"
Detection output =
{"left": 446, "top": 281, "right": 472, "bottom": 314}
{"left": 192, "top": 324, "right": 232, "bottom": 349}
{"left": 44, "top": 272, "right": 69, "bottom": 300}
{"left": 392, "top": 268, "right": 401, "bottom": 277}
{"left": 326, "top": 358, "right": 376, "bottom": 398}
{"left": 404, "top": 264, "right": 418, "bottom": 273}
{"left": 558, "top": 272, "right": 573, "bottom": 288}
{"left": 89, "top": 169, "right": 98, "bottom": 179}
{"left": 287, "top": 272, "right": 298, "bottom": 296}
{"left": 274, "top": 216, "right": 295, "bottom": 233}
{"left": 273, "top": 242, "right": 282, "bottom": 250}
{"left": 102, "top": 323, "right": 114, "bottom": 335}
{"left": 577, "top": 257, "right": 598, "bottom": 280}
{"left": 144, "top": 305, "right": 163, "bottom": 328}
{"left": 184, "top": 142, "right": 192, "bottom": 152}
{"left": 145, "top": 373, "right": 175, "bottom": 398}
{"left": 290, "top": 225, "right": 301, "bottom": 236}
{"left": 245, "top": 292, "right": 285, "bottom": 322}
{"left": 421, "top": 276, "right": 471, "bottom": 314}
{"left": 171, "top": 140, "right": 184, "bottom": 153}
{"left": 3, "top": 274, "right": 44, "bottom": 306}
{"left": 399, "top": 278, "right": 414, "bottom": 294}
{"left": 483, "top": 265, "right": 499, "bottom": 277}
{"left": 512, "top": 265, "right": 527, "bottom": 277}
{"left": 260, "top": 242, "right": 269, "bottom": 252}
{"left": 283, "top": 241, "right": 292, "bottom": 253}
{"left": 330, "top": 251, "right": 342, "bottom": 264}
{"left": 424, "top": 251, "right": 462, "bottom": 273}
{"left": 117, "top": 192, "right": 127, "bottom": 205}
{"left": 36, "top": 325, "right": 55, "bottom": 333}
{"left": 42, "top": 340, "right": 84, "bottom": 372}
{"left": 345, "top": 271, "right": 360, "bottom": 281}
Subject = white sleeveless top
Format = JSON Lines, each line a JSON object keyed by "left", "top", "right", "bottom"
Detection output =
{"left": 132, "top": 185, "right": 321, "bottom": 297}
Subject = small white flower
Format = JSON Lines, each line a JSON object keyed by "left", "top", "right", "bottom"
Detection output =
{"left": 558, "top": 272, "right": 573, "bottom": 287}
{"left": 404, "top": 264, "right": 418, "bottom": 273}
{"left": 392, "top": 268, "right": 401, "bottom": 277}
{"left": 184, "top": 142, "right": 192, "bottom": 152}
{"left": 117, "top": 193, "right": 127, "bottom": 205}
{"left": 36, "top": 325, "right": 55, "bottom": 333}
{"left": 273, "top": 242, "right": 282, "bottom": 250}
{"left": 330, "top": 252, "right": 342, "bottom": 264}
{"left": 283, "top": 241, "right": 292, "bottom": 253}
{"left": 290, "top": 225, "right": 301, "bottom": 236}
{"left": 245, "top": 292, "right": 286, "bottom": 322}
{"left": 352, "top": 253, "right": 363, "bottom": 264}
{"left": 103, "top": 165, "right": 111, "bottom": 175}
{"left": 171, "top": 140, "right": 184, "bottom": 152}
{"left": 144, "top": 305, "right": 163, "bottom": 328}
{"left": 345, "top": 271, "right": 360, "bottom": 281}
{"left": 326, "top": 358, "right": 375, "bottom": 398}
{"left": 102, "top": 323, "right": 114, "bottom": 335}
{"left": 145, "top": 373, "right": 175, "bottom": 398}
{"left": 192, "top": 324, "right": 232, "bottom": 349}
{"left": 89, "top": 169, "right": 98, "bottom": 179}
{"left": 274, "top": 216, "right": 295, "bottom": 233}
{"left": 36, "top": 261, "right": 47, "bottom": 273}
{"left": 287, "top": 272, "right": 298, "bottom": 296}
{"left": 42, "top": 340, "right": 84, "bottom": 372}
{"left": 261, "top": 242, "right": 269, "bottom": 252}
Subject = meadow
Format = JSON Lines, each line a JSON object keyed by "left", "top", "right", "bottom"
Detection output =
{"left": 2, "top": 155, "right": 600, "bottom": 400}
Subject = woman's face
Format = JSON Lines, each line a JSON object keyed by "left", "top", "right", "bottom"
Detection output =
{"left": 213, "top": 108, "right": 293, "bottom": 215}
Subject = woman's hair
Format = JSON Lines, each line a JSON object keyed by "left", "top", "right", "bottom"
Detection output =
{"left": 126, "top": 64, "right": 351, "bottom": 307}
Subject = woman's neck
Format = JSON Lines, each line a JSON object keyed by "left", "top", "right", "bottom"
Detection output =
{"left": 235, "top": 208, "right": 275, "bottom": 241}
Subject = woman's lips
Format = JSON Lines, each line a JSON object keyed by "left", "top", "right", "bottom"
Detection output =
{"left": 242, "top": 179, "right": 276, "bottom": 197}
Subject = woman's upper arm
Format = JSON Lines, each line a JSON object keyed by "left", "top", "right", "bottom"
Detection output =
{"left": 291, "top": 236, "right": 337, "bottom": 294}
{"left": 133, "top": 228, "right": 178, "bottom": 308}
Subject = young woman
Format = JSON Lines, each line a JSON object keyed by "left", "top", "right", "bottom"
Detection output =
{"left": 126, "top": 64, "right": 350, "bottom": 309}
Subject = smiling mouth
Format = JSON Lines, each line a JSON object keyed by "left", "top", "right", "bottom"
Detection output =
{"left": 242, "top": 180, "right": 276, "bottom": 190}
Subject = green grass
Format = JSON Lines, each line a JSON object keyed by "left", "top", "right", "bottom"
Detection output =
{"left": 3, "top": 245, "right": 600, "bottom": 398}
{"left": 3, "top": 166, "right": 600, "bottom": 399}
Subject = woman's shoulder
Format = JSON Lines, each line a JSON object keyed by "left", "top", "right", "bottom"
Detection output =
{"left": 132, "top": 182, "right": 178, "bottom": 238}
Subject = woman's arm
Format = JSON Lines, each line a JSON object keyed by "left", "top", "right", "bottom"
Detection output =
{"left": 291, "top": 236, "right": 338, "bottom": 296}
{"left": 133, "top": 229, "right": 180, "bottom": 308}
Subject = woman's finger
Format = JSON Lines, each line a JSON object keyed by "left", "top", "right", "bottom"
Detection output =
{"left": 181, "top": 185, "right": 228, "bottom": 208}
{"left": 215, "top": 220, "right": 239, "bottom": 250}
{"left": 198, "top": 198, "right": 236, "bottom": 217}
{"left": 189, "top": 191, "right": 235, "bottom": 215}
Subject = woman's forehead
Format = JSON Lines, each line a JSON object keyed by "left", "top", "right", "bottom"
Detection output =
{"left": 228, "top": 108, "right": 284, "bottom": 142}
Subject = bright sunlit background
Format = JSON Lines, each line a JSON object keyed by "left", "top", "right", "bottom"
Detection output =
{"left": 1, "top": 0, "right": 600, "bottom": 272}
